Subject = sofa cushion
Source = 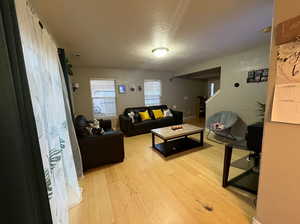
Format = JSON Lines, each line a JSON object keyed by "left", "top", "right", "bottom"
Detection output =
{"left": 133, "top": 119, "right": 156, "bottom": 129}
{"left": 133, "top": 117, "right": 175, "bottom": 129}
{"left": 155, "top": 117, "right": 175, "bottom": 126}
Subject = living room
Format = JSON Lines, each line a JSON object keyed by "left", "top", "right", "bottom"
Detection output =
{"left": 2, "top": 0, "right": 300, "bottom": 224}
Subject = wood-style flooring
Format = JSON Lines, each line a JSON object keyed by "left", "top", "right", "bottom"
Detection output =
{"left": 70, "top": 119, "right": 256, "bottom": 224}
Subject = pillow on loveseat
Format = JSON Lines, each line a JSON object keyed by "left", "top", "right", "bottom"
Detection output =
{"left": 86, "top": 126, "right": 104, "bottom": 136}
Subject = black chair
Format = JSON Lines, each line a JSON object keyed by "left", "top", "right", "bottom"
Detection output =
{"left": 74, "top": 115, "right": 124, "bottom": 171}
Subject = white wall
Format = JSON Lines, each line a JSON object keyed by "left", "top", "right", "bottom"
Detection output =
{"left": 177, "top": 44, "right": 270, "bottom": 125}
{"left": 71, "top": 67, "right": 207, "bottom": 121}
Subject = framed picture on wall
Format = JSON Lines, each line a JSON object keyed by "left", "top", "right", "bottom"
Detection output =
{"left": 247, "top": 71, "right": 256, "bottom": 83}
{"left": 118, "top": 84, "right": 126, "bottom": 94}
{"left": 254, "top": 70, "right": 263, "bottom": 82}
{"left": 247, "top": 68, "right": 269, "bottom": 83}
{"left": 260, "top": 69, "right": 269, "bottom": 82}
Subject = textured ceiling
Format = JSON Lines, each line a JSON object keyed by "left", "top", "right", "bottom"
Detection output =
{"left": 31, "top": 0, "right": 273, "bottom": 72}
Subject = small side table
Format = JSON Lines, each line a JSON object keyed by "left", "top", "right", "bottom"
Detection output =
{"left": 222, "top": 144, "right": 259, "bottom": 194}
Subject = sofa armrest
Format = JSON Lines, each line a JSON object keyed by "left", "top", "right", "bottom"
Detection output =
{"left": 80, "top": 130, "right": 123, "bottom": 142}
{"left": 102, "top": 130, "right": 123, "bottom": 138}
{"left": 171, "top": 109, "right": 183, "bottom": 124}
{"left": 119, "top": 115, "right": 132, "bottom": 134}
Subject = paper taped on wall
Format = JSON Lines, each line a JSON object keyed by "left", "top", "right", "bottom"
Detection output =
{"left": 272, "top": 40, "right": 300, "bottom": 124}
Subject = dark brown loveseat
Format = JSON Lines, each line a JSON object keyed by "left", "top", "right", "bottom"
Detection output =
{"left": 119, "top": 105, "right": 183, "bottom": 137}
{"left": 74, "top": 115, "right": 124, "bottom": 171}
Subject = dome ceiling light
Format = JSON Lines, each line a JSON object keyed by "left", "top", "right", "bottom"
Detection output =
{"left": 152, "top": 47, "right": 169, "bottom": 57}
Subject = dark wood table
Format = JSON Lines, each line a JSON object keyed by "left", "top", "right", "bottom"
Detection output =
{"left": 151, "top": 124, "right": 204, "bottom": 157}
{"left": 222, "top": 144, "right": 259, "bottom": 194}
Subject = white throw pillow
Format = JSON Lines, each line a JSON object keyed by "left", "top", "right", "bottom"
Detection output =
{"left": 163, "top": 109, "right": 173, "bottom": 117}
{"left": 128, "top": 112, "right": 135, "bottom": 123}
{"left": 90, "top": 119, "right": 100, "bottom": 129}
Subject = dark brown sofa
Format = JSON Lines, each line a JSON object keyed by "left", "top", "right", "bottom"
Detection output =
{"left": 119, "top": 105, "right": 183, "bottom": 136}
{"left": 74, "top": 115, "right": 124, "bottom": 171}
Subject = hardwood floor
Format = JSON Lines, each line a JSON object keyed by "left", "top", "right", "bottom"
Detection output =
{"left": 70, "top": 120, "right": 256, "bottom": 224}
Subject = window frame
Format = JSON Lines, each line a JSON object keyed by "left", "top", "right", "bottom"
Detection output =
{"left": 89, "top": 78, "right": 117, "bottom": 118}
{"left": 144, "top": 79, "right": 162, "bottom": 106}
{"left": 209, "top": 82, "right": 215, "bottom": 97}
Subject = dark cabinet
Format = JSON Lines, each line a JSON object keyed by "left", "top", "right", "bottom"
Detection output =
{"left": 198, "top": 96, "right": 207, "bottom": 118}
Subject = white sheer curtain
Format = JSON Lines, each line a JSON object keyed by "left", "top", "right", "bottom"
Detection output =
{"left": 60, "top": 66, "right": 84, "bottom": 179}
{"left": 15, "top": 0, "right": 82, "bottom": 223}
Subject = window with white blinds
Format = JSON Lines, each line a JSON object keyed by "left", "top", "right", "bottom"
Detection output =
{"left": 144, "top": 80, "right": 161, "bottom": 106}
{"left": 90, "top": 79, "right": 116, "bottom": 117}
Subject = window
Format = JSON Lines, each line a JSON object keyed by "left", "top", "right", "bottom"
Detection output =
{"left": 209, "top": 82, "right": 215, "bottom": 97}
{"left": 90, "top": 79, "right": 116, "bottom": 117}
{"left": 144, "top": 80, "right": 161, "bottom": 106}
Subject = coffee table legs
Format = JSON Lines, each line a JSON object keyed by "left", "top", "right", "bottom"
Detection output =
{"left": 152, "top": 133, "right": 155, "bottom": 148}
{"left": 153, "top": 131, "right": 204, "bottom": 148}
{"left": 222, "top": 144, "right": 233, "bottom": 187}
{"left": 200, "top": 131, "right": 204, "bottom": 146}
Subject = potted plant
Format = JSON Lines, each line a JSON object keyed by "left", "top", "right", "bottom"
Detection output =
{"left": 257, "top": 101, "right": 266, "bottom": 122}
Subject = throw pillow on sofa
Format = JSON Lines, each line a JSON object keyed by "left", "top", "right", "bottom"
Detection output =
{"left": 163, "top": 109, "right": 173, "bottom": 117}
{"left": 139, "top": 110, "right": 151, "bottom": 121}
{"left": 91, "top": 127, "right": 105, "bottom": 135}
{"left": 128, "top": 111, "right": 141, "bottom": 123}
{"left": 152, "top": 109, "right": 164, "bottom": 119}
{"left": 86, "top": 126, "right": 104, "bottom": 136}
{"left": 128, "top": 111, "right": 136, "bottom": 123}
{"left": 134, "top": 112, "right": 141, "bottom": 122}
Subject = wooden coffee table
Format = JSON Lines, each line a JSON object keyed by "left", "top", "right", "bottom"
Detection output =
{"left": 151, "top": 124, "right": 204, "bottom": 157}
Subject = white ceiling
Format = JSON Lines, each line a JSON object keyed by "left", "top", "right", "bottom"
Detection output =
{"left": 31, "top": 0, "right": 273, "bottom": 72}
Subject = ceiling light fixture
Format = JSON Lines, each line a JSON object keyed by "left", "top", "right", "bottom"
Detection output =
{"left": 152, "top": 47, "right": 169, "bottom": 57}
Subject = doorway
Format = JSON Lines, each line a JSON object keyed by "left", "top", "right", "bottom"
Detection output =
{"left": 176, "top": 67, "right": 221, "bottom": 126}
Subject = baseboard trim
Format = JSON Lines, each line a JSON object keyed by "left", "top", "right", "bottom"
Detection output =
{"left": 252, "top": 217, "right": 262, "bottom": 224}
